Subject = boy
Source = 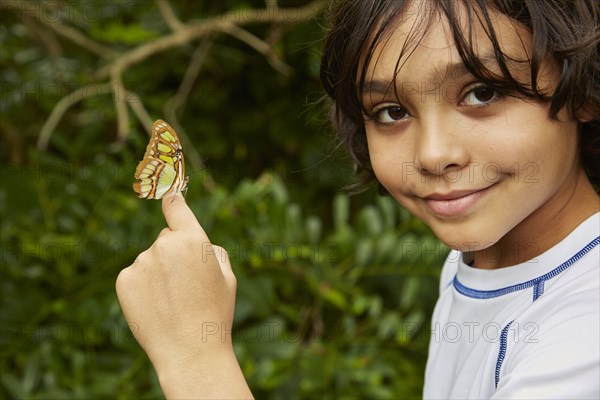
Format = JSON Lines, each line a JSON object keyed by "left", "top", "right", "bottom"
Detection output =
{"left": 117, "top": 0, "right": 599, "bottom": 397}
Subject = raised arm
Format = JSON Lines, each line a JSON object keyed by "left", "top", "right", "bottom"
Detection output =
{"left": 116, "top": 193, "right": 253, "bottom": 399}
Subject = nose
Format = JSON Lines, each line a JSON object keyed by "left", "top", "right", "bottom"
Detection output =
{"left": 414, "top": 114, "right": 470, "bottom": 176}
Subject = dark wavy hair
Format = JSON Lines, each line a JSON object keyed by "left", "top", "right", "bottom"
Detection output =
{"left": 320, "top": 0, "right": 600, "bottom": 193}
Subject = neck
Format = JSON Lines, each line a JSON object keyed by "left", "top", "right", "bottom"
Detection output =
{"left": 470, "top": 168, "right": 599, "bottom": 269}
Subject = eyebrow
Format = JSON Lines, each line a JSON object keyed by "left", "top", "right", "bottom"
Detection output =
{"left": 362, "top": 53, "right": 500, "bottom": 95}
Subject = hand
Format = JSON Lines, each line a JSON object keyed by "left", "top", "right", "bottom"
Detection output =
{"left": 116, "top": 192, "right": 252, "bottom": 398}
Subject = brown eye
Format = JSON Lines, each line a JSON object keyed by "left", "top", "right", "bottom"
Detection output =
{"left": 371, "top": 103, "right": 410, "bottom": 124}
{"left": 463, "top": 85, "right": 499, "bottom": 106}
{"left": 386, "top": 107, "right": 408, "bottom": 120}
{"left": 474, "top": 87, "right": 495, "bottom": 102}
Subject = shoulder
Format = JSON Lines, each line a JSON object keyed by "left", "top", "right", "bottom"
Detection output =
{"left": 494, "top": 249, "right": 599, "bottom": 398}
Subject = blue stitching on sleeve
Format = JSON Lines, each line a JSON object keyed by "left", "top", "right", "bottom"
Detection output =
{"left": 495, "top": 320, "right": 514, "bottom": 388}
{"left": 532, "top": 279, "right": 545, "bottom": 301}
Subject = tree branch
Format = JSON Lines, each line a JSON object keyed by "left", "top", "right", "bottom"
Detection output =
{"left": 126, "top": 92, "right": 154, "bottom": 134}
{"left": 111, "top": 72, "right": 130, "bottom": 142}
{"left": 164, "top": 37, "right": 213, "bottom": 174}
{"left": 155, "top": 0, "right": 185, "bottom": 31}
{"left": 166, "top": 37, "right": 213, "bottom": 117}
{"left": 96, "top": 1, "right": 325, "bottom": 79}
{"left": 37, "top": 83, "right": 114, "bottom": 150}
{"left": 266, "top": 0, "right": 279, "bottom": 9}
{"left": 27, "top": 0, "right": 327, "bottom": 151}
{"left": 220, "top": 23, "right": 292, "bottom": 76}
{"left": 2, "top": 1, "right": 118, "bottom": 59}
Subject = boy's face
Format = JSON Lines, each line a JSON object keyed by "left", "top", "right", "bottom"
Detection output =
{"left": 361, "top": 8, "right": 581, "bottom": 252}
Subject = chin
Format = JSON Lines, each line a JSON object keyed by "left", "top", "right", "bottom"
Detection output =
{"left": 430, "top": 224, "right": 503, "bottom": 253}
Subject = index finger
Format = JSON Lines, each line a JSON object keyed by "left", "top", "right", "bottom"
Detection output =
{"left": 162, "top": 192, "right": 203, "bottom": 232}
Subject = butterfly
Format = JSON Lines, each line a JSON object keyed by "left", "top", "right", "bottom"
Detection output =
{"left": 133, "top": 119, "right": 189, "bottom": 199}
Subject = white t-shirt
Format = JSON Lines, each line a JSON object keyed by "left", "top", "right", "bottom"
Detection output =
{"left": 423, "top": 212, "right": 600, "bottom": 399}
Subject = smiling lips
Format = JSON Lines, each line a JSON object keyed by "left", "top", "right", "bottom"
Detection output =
{"left": 423, "top": 186, "right": 495, "bottom": 217}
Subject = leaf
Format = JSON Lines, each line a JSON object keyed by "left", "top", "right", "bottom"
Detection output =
{"left": 1, "top": 374, "right": 26, "bottom": 399}
{"left": 90, "top": 24, "right": 160, "bottom": 45}
{"left": 355, "top": 237, "right": 374, "bottom": 267}
{"left": 333, "top": 194, "right": 350, "bottom": 230}
{"left": 376, "top": 196, "right": 398, "bottom": 230}
{"left": 319, "top": 284, "right": 347, "bottom": 310}
{"left": 360, "top": 205, "right": 383, "bottom": 235}
{"left": 304, "top": 216, "right": 322, "bottom": 244}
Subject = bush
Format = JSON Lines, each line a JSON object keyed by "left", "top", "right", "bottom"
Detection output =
{"left": 1, "top": 1, "right": 444, "bottom": 398}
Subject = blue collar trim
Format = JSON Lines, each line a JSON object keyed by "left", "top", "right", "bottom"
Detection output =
{"left": 453, "top": 236, "right": 600, "bottom": 300}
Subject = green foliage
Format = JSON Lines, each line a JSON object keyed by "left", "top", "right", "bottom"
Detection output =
{"left": 1, "top": 156, "right": 445, "bottom": 398}
{"left": 1, "top": 1, "right": 445, "bottom": 398}
{"left": 90, "top": 23, "right": 161, "bottom": 45}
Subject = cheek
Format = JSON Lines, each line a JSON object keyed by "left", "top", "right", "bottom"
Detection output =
{"left": 366, "top": 131, "right": 412, "bottom": 191}
{"left": 505, "top": 122, "right": 578, "bottom": 186}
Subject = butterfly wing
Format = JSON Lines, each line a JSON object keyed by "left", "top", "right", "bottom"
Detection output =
{"left": 133, "top": 119, "right": 188, "bottom": 199}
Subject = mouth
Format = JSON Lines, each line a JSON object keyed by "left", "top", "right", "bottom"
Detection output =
{"left": 422, "top": 184, "right": 496, "bottom": 217}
